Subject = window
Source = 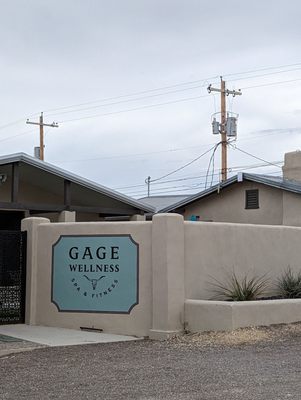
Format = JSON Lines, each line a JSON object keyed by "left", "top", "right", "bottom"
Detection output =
{"left": 245, "top": 189, "right": 259, "bottom": 209}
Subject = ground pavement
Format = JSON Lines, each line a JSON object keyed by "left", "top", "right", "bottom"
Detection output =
{"left": 1, "top": 323, "right": 301, "bottom": 399}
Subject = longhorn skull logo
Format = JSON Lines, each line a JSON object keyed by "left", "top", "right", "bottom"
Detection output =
{"left": 83, "top": 275, "right": 105, "bottom": 290}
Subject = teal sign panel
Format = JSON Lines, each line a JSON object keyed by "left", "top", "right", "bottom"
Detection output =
{"left": 51, "top": 235, "right": 139, "bottom": 314}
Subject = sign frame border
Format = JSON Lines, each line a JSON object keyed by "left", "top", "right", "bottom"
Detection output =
{"left": 51, "top": 234, "right": 139, "bottom": 314}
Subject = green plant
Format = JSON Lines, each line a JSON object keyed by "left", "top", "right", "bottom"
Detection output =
{"left": 276, "top": 267, "right": 301, "bottom": 299}
{"left": 209, "top": 271, "right": 270, "bottom": 301}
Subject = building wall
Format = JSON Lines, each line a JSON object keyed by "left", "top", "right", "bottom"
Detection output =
{"left": 0, "top": 165, "right": 12, "bottom": 202}
{"left": 184, "top": 221, "right": 301, "bottom": 300}
{"left": 182, "top": 181, "right": 284, "bottom": 225}
{"left": 0, "top": 174, "right": 62, "bottom": 205}
{"left": 32, "top": 221, "right": 153, "bottom": 337}
{"left": 19, "top": 180, "right": 63, "bottom": 204}
{"left": 22, "top": 214, "right": 301, "bottom": 337}
{"left": 22, "top": 214, "right": 186, "bottom": 339}
{"left": 282, "top": 191, "right": 301, "bottom": 226}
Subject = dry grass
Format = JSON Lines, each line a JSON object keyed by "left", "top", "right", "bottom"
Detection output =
{"left": 171, "top": 322, "right": 301, "bottom": 347}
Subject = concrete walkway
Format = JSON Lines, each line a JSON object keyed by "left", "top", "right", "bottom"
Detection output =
{"left": 0, "top": 324, "right": 140, "bottom": 347}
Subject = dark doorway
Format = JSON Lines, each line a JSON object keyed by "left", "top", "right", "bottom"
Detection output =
{"left": 0, "top": 211, "right": 24, "bottom": 231}
{"left": 0, "top": 231, "right": 27, "bottom": 324}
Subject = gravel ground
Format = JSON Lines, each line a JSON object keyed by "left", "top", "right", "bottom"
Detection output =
{"left": 1, "top": 323, "right": 301, "bottom": 399}
{"left": 0, "top": 339, "right": 44, "bottom": 358}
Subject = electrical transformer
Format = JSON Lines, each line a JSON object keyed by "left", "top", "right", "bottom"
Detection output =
{"left": 226, "top": 116, "right": 237, "bottom": 137}
{"left": 212, "top": 118, "right": 220, "bottom": 135}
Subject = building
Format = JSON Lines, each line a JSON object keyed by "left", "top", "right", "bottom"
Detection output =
{"left": 139, "top": 195, "right": 189, "bottom": 213}
{"left": 0, "top": 152, "right": 154, "bottom": 229}
{"left": 159, "top": 151, "right": 301, "bottom": 226}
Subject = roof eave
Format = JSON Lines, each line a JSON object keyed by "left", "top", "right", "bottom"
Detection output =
{"left": 158, "top": 175, "right": 238, "bottom": 213}
{"left": 0, "top": 153, "right": 155, "bottom": 213}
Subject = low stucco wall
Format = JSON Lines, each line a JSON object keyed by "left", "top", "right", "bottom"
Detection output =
{"left": 27, "top": 220, "right": 153, "bottom": 337}
{"left": 22, "top": 214, "right": 186, "bottom": 339}
{"left": 22, "top": 215, "right": 301, "bottom": 338}
{"left": 184, "top": 221, "right": 301, "bottom": 300}
{"left": 185, "top": 299, "right": 301, "bottom": 332}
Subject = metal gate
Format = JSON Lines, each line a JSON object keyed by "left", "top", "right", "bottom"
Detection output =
{"left": 0, "top": 231, "right": 27, "bottom": 324}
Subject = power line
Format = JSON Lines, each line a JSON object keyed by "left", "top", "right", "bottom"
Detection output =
{"left": 0, "top": 113, "right": 39, "bottom": 132}
{"left": 149, "top": 145, "right": 217, "bottom": 183}
{"left": 0, "top": 61, "right": 300, "bottom": 132}
{"left": 44, "top": 61, "right": 301, "bottom": 115}
{"left": 51, "top": 143, "right": 214, "bottom": 163}
{"left": 204, "top": 143, "right": 221, "bottom": 188}
{"left": 44, "top": 75, "right": 220, "bottom": 114}
{"left": 125, "top": 184, "right": 215, "bottom": 197}
{"left": 0, "top": 116, "right": 294, "bottom": 155}
{"left": 125, "top": 169, "right": 283, "bottom": 197}
{"left": 56, "top": 76, "right": 301, "bottom": 124}
{"left": 57, "top": 93, "right": 211, "bottom": 123}
{"left": 241, "top": 77, "right": 301, "bottom": 90}
{"left": 0, "top": 63, "right": 300, "bottom": 133}
{"left": 121, "top": 162, "right": 283, "bottom": 196}
{"left": 45, "top": 67, "right": 301, "bottom": 119}
{"left": 126, "top": 171, "right": 284, "bottom": 197}
{"left": 223, "top": 62, "right": 301, "bottom": 78}
{"left": 46, "top": 83, "right": 211, "bottom": 117}
{"left": 228, "top": 66, "right": 301, "bottom": 83}
{"left": 52, "top": 128, "right": 296, "bottom": 165}
{"left": 229, "top": 144, "right": 283, "bottom": 168}
{"left": 115, "top": 160, "right": 283, "bottom": 191}
{"left": 0, "top": 128, "right": 36, "bottom": 143}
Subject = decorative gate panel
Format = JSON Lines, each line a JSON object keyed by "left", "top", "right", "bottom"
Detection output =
{"left": 0, "top": 231, "right": 27, "bottom": 324}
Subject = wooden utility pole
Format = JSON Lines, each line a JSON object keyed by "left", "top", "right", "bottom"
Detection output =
{"left": 208, "top": 78, "right": 242, "bottom": 181}
{"left": 145, "top": 176, "right": 151, "bottom": 197}
{"left": 26, "top": 112, "right": 59, "bottom": 161}
{"left": 220, "top": 79, "right": 227, "bottom": 181}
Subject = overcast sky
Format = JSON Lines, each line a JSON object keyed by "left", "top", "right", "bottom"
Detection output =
{"left": 1, "top": 0, "right": 301, "bottom": 198}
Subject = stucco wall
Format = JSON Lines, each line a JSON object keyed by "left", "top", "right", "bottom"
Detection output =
{"left": 33, "top": 212, "right": 104, "bottom": 223}
{"left": 182, "top": 181, "right": 283, "bottom": 225}
{"left": 22, "top": 214, "right": 301, "bottom": 337}
{"left": 32, "top": 221, "right": 153, "bottom": 337}
{"left": 184, "top": 221, "right": 301, "bottom": 300}
{"left": 282, "top": 191, "right": 301, "bottom": 226}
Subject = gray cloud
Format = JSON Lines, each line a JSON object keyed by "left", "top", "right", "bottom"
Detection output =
{"left": 0, "top": 0, "right": 300, "bottom": 196}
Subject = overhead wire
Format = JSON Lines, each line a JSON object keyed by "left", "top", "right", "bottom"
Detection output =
{"left": 51, "top": 128, "right": 296, "bottom": 165}
{"left": 55, "top": 76, "right": 301, "bottom": 124}
{"left": 122, "top": 161, "right": 283, "bottom": 197}
{"left": 125, "top": 171, "right": 283, "bottom": 197}
{"left": 115, "top": 160, "right": 283, "bottom": 191}
{"left": 0, "top": 61, "right": 300, "bottom": 131}
{"left": 0, "top": 128, "right": 36, "bottom": 143}
{"left": 210, "top": 147, "right": 217, "bottom": 187}
{"left": 229, "top": 144, "right": 283, "bottom": 169}
{"left": 44, "top": 61, "right": 301, "bottom": 115}
{"left": 56, "top": 93, "right": 212, "bottom": 123}
{"left": 204, "top": 142, "right": 221, "bottom": 189}
{"left": 43, "top": 75, "right": 220, "bottom": 114}
{"left": 0, "top": 62, "right": 300, "bottom": 132}
{"left": 125, "top": 169, "right": 283, "bottom": 197}
{"left": 223, "top": 62, "right": 301, "bottom": 78}
{"left": 45, "top": 82, "right": 212, "bottom": 117}
{"left": 227, "top": 66, "right": 301, "bottom": 83}
{"left": 149, "top": 144, "right": 217, "bottom": 183}
{"left": 241, "top": 77, "right": 301, "bottom": 90}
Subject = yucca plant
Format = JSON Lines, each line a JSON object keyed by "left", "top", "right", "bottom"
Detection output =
{"left": 276, "top": 267, "right": 301, "bottom": 299}
{"left": 209, "top": 271, "right": 270, "bottom": 301}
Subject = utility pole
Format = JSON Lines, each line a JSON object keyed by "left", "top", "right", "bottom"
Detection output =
{"left": 208, "top": 77, "right": 242, "bottom": 181}
{"left": 26, "top": 112, "right": 59, "bottom": 161}
{"left": 145, "top": 176, "right": 151, "bottom": 197}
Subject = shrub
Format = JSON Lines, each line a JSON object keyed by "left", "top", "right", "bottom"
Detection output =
{"left": 209, "top": 271, "right": 270, "bottom": 301}
{"left": 276, "top": 267, "right": 301, "bottom": 299}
